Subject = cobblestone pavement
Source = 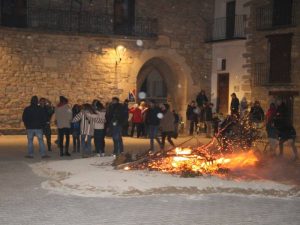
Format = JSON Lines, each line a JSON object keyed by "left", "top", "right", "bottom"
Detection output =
{"left": 0, "top": 135, "right": 300, "bottom": 225}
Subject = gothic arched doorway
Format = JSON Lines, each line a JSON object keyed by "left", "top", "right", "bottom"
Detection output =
{"left": 137, "top": 57, "right": 178, "bottom": 107}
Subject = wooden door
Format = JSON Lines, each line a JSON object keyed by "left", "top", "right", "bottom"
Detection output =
{"left": 226, "top": 1, "right": 236, "bottom": 38}
{"left": 268, "top": 34, "right": 292, "bottom": 83}
{"left": 217, "top": 73, "right": 229, "bottom": 114}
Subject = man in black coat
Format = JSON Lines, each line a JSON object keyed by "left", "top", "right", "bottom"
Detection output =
{"left": 39, "top": 98, "right": 55, "bottom": 151}
{"left": 107, "top": 97, "right": 125, "bottom": 156}
{"left": 145, "top": 100, "right": 163, "bottom": 151}
{"left": 22, "top": 96, "right": 48, "bottom": 158}
{"left": 230, "top": 93, "right": 240, "bottom": 115}
{"left": 186, "top": 101, "right": 198, "bottom": 135}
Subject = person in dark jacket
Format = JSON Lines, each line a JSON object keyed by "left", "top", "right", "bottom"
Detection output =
{"left": 196, "top": 90, "right": 208, "bottom": 108}
{"left": 230, "top": 93, "right": 240, "bottom": 115}
{"left": 122, "top": 99, "right": 129, "bottom": 136}
{"left": 186, "top": 101, "right": 198, "bottom": 135}
{"left": 250, "top": 101, "right": 264, "bottom": 122}
{"left": 39, "top": 98, "right": 55, "bottom": 152}
{"left": 203, "top": 103, "right": 213, "bottom": 138}
{"left": 22, "top": 96, "right": 48, "bottom": 158}
{"left": 145, "top": 100, "right": 163, "bottom": 151}
{"left": 277, "top": 124, "right": 298, "bottom": 161}
{"left": 107, "top": 97, "right": 125, "bottom": 156}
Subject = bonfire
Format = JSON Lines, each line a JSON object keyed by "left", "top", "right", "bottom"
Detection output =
{"left": 117, "top": 114, "right": 262, "bottom": 177}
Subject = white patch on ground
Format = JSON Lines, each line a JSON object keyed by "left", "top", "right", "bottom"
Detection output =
{"left": 29, "top": 157, "right": 300, "bottom": 198}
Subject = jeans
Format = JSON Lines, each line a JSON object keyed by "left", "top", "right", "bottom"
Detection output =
{"left": 111, "top": 125, "right": 123, "bottom": 155}
{"left": 26, "top": 129, "right": 46, "bottom": 156}
{"left": 58, "top": 128, "right": 70, "bottom": 154}
{"left": 148, "top": 125, "right": 162, "bottom": 150}
{"left": 72, "top": 134, "right": 80, "bottom": 153}
{"left": 94, "top": 129, "right": 105, "bottom": 154}
{"left": 81, "top": 135, "right": 92, "bottom": 155}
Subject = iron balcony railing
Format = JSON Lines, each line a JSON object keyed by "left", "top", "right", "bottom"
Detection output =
{"left": 207, "top": 15, "right": 246, "bottom": 41}
{"left": 1, "top": 7, "right": 158, "bottom": 37}
{"left": 253, "top": 62, "right": 293, "bottom": 86}
{"left": 256, "top": 3, "right": 297, "bottom": 30}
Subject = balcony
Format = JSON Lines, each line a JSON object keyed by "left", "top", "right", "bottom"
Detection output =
{"left": 256, "top": 3, "right": 297, "bottom": 30}
{"left": 253, "top": 63, "right": 292, "bottom": 86}
{"left": 1, "top": 8, "right": 158, "bottom": 38}
{"left": 207, "top": 15, "right": 246, "bottom": 42}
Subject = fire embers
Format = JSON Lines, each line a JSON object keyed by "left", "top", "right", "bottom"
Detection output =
{"left": 125, "top": 147, "right": 259, "bottom": 177}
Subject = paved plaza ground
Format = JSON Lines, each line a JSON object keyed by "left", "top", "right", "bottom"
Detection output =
{"left": 0, "top": 135, "right": 300, "bottom": 225}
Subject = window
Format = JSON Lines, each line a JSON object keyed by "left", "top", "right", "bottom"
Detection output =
{"left": 114, "top": 0, "right": 135, "bottom": 35}
{"left": 1, "top": 0, "right": 27, "bottom": 28}
{"left": 267, "top": 33, "right": 293, "bottom": 84}
{"left": 272, "top": 0, "right": 293, "bottom": 27}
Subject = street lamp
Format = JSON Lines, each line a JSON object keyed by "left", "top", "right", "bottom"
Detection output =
{"left": 115, "top": 45, "right": 126, "bottom": 65}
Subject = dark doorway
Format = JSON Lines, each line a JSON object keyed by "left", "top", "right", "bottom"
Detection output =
{"left": 273, "top": 0, "right": 293, "bottom": 26}
{"left": 1, "top": 0, "right": 27, "bottom": 28}
{"left": 226, "top": 1, "right": 236, "bottom": 39}
{"left": 268, "top": 33, "right": 293, "bottom": 83}
{"left": 140, "top": 69, "right": 167, "bottom": 103}
{"left": 114, "top": 0, "right": 135, "bottom": 35}
{"left": 217, "top": 73, "right": 229, "bottom": 114}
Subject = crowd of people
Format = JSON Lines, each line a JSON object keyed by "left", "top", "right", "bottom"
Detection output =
{"left": 22, "top": 90, "right": 298, "bottom": 161}
{"left": 22, "top": 95, "right": 180, "bottom": 158}
{"left": 185, "top": 90, "right": 298, "bottom": 161}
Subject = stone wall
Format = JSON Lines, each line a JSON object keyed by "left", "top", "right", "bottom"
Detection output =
{"left": 244, "top": 0, "right": 300, "bottom": 139}
{"left": 0, "top": 0, "right": 214, "bottom": 132}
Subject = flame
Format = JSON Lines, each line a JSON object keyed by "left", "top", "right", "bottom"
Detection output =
{"left": 125, "top": 146, "right": 259, "bottom": 176}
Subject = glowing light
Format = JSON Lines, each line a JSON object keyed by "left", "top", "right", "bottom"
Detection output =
{"left": 138, "top": 92, "right": 147, "bottom": 99}
{"left": 157, "top": 113, "right": 164, "bottom": 119}
{"left": 136, "top": 40, "right": 143, "bottom": 47}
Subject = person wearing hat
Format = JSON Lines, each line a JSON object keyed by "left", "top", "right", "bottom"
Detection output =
{"left": 55, "top": 96, "right": 72, "bottom": 156}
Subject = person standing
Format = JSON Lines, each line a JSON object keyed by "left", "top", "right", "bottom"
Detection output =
{"left": 55, "top": 96, "right": 72, "bottom": 157}
{"left": 196, "top": 90, "right": 208, "bottom": 108}
{"left": 203, "top": 103, "right": 213, "bottom": 138}
{"left": 230, "top": 93, "right": 240, "bottom": 115}
{"left": 39, "top": 98, "right": 55, "bottom": 152}
{"left": 240, "top": 97, "right": 248, "bottom": 117}
{"left": 145, "top": 100, "right": 162, "bottom": 152}
{"left": 186, "top": 101, "right": 198, "bottom": 135}
{"left": 130, "top": 103, "right": 143, "bottom": 138}
{"left": 72, "top": 104, "right": 95, "bottom": 157}
{"left": 250, "top": 101, "right": 265, "bottom": 128}
{"left": 22, "top": 96, "right": 48, "bottom": 158}
{"left": 71, "top": 104, "right": 81, "bottom": 153}
{"left": 107, "top": 97, "right": 125, "bottom": 156}
{"left": 91, "top": 100, "right": 107, "bottom": 157}
{"left": 122, "top": 99, "right": 130, "bottom": 136}
{"left": 266, "top": 103, "right": 278, "bottom": 156}
{"left": 160, "top": 104, "right": 175, "bottom": 150}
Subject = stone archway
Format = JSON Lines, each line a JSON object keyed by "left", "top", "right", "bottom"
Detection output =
{"left": 124, "top": 49, "right": 197, "bottom": 120}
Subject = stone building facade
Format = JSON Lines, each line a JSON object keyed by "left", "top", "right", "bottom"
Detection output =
{"left": 244, "top": 0, "right": 300, "bottom": 138}
{"left": 0, "top": 0, "right": 214, "bottom": 132}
